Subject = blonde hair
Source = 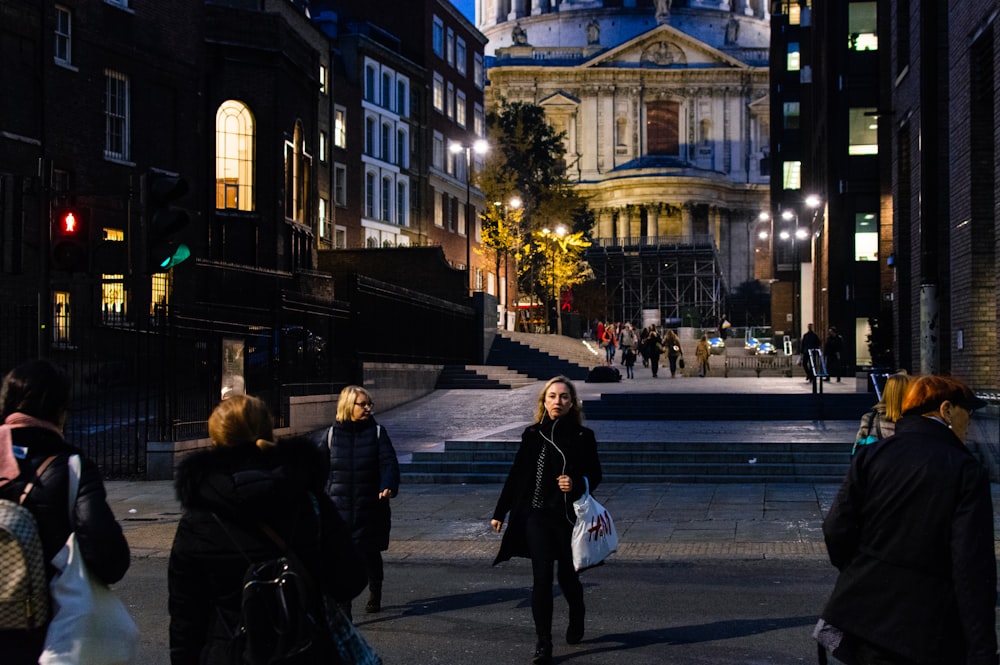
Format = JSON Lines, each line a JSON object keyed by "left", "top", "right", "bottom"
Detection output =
{"left": 208, "top": 394, "right": 275, "bottom": 450}
{"left": 880, "top": 372, "right": 913, "bottom": 422}
{"left": 335, "top": 385, "right": 373, "bottom": 423}
{"left": 533, "top": 375, "right": 583, "bottom": 425}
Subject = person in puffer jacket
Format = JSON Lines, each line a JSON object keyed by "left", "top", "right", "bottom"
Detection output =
{"left": 302, "top": 385, "right": 400, "bottom": 619}
{"left": 168, "top": 394, "right": 365, "bottom": 665}
{"left": 0, "top": 359, "right": 130, "bottom": 665}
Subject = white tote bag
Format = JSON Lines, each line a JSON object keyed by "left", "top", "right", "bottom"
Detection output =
{"left": 40, "top": 455, "right": 138, "bottom": 665}
{"left": 570, "top": 477, "right": 618, "bottom": 572}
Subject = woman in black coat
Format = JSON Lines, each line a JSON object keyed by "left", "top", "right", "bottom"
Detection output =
{"left": 818, "top": 375, "right": 996, "bottom": 665}
{"left": 0, "top": 360, "right": 130, "bottom": 665}
{"left": 313, "top": 385, "right": 400, "bottom": 618}
{"left": 168, "top": 395, "right": 365, "bottom": 665}
{"left": 491, "top": 376, "right": 603, "bottom": 665}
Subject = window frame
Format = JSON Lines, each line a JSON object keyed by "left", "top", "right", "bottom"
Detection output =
{"left": 104, "top": 69, "right": 131, "bottom": 162}
{"left": 55, "top": 6, "right": 72, "bottom": 66}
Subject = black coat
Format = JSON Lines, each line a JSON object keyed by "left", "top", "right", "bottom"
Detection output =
{"left": 821, "top": 415, "right": 997, "bottom": 665}
{"left": 168, "top": 438, "right": 366, "bottom": 665}
{"left": 492, "top": 417, "right": 602, "bottom": 565}
{"left": 306, "top": 418, "right": 400, "bottom": 553}
{"left": 0, "top": 428, "right": 130, "bottom": 665}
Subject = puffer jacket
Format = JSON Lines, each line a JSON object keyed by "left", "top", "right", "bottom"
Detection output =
{"left": 822, "top": 414, "right": 997, "bottom": 665}
{"left": 0, "top": 427, "right": 130, "bottom": 665}
{"left": 492, "top": 416, "right": 603, "bottom": 565}
{"left": 306, "top": 418, "right": 400, "bottom": 553}
{"left": 168, "top": 437, "right": 366, "bottom": 665}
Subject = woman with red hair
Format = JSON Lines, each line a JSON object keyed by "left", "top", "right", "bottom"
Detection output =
{"left": 817, "top": 375, "right": 995, "bottom": 665}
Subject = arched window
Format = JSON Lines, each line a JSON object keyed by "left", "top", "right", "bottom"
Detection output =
{"left": 216, "top": 100, "right": 255, "bottom": 210}
{"left": 365, "top": 172, "right": 376, "bottom": 218}
{"left": 396, "top": 181, "right": 407, "bottom": 226}
{"left": 381, "top": 176, "right": 392, "bottom": 222}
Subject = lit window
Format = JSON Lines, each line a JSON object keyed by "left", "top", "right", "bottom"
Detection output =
{"left": 854, "top": 213, "right": 878, "bottom": 261}
{"left": 446, "top": 82, "right": 455, "bottom": 119}
{"left": 104, "top": 70, "right": 131, "bottom": 161}
{"left": 456, "top": 91, "right": 467, "bottom": 127}
{"left": 782, "top": 161, "right": 801, "bottom": 189}
{"left": 319, "top": 64, "right": 327, "bottom": 94}
{"left": 433, "top": 74, "right": 444, "bottom": 112}
{"left": 787, "top": 42, "right": 800, "bottom": 72}
{"left": 52, "top": 291, "right": 71, "bottom": 345}
{"left": 55, "top": 6, "right": 72, "bottom": 65}
{"left": 848, "top": 107, "right": 878, "bottom": 155}
{"left": 101, "top": 275, "right": 126, "bottom": 326}
{"left": 319, "top": 131, "right": 327, "bottom": 163}
{"left": 334, "top": 106, "right": 346, "bottom": 148}
{"left": 432, "top": 132, "right": 444, "bottom": 169}
{"left": 215, "top": 100, "right": 255, "bottom": 211}
{"left": 318, "top": 197, "right": 328, "bottom": 238}
{"left": 474, "top": 104, "right": 485, "bottom": 137}
{"left": 150, "top": 273, "right": 170, "bottom": 316}
{"left": 848, "top": 3, "right": 878, "bottom": 51}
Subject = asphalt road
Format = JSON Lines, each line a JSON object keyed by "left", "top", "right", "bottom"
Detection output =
{"left": 122, "top": 556, "right": 846, "bottom": 665}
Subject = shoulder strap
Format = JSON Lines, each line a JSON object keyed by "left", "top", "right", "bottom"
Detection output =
{"left": 18, "top": 455, "right": 58, "bottom": 506}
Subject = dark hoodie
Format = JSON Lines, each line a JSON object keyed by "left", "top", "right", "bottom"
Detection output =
{"left": 167, "top": 437, "right": 365, "bottom": 665}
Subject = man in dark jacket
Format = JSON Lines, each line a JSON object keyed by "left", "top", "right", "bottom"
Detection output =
{"left": 819, "top": 376, "right": 996, "bottom": 665}
{"left": 800, "top": 323, "right": 822, "bottom": 382}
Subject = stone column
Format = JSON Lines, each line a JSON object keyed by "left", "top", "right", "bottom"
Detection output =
{"left": 510, "top": 0, "right": 527, "bottom": 19}
{"left": 629, "top": 206, "right": 641, "bottom": 239}
{"left": 681, "top": 204, "right": 693, "bottom": 240}
{"left": 531, "top": 0, "right": 545, "bottom": 15}
{"left": 598, "top": 209, "right": 614, "bottom": 240}
{"left": 615, "top": 210, "right": 628, "bottom": 242}
{"left": 648, "top": 206, "right": 660, "bottom": 240}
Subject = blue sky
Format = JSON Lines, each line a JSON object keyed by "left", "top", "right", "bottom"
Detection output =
{"left": 452, "top": 0, "right": 475, "bottom": 23}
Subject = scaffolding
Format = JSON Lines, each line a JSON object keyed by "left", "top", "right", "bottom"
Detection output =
{"left": 587, "top": 235, "right": 727, "bottom": 327}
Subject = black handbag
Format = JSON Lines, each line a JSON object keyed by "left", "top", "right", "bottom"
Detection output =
{"left": 679, "top": 357, "right": 685, "bottom": 369}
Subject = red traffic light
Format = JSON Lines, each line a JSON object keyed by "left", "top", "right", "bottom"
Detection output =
{"left": 51, "top": 207, "right": 89, "bottom": 272}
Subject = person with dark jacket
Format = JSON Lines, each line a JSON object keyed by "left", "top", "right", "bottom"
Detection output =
{"left": 817, "top": 375, "right": 996, "bottom": 665}
{"left": 168, "top": 395, "right": 365, "bottom": 665}
{"left": 305, "top": 385, "right": 400, "bottom": 618}
{"left": 823, "top": 327, "right": 845, "bottom": 382}
{"left": 0, "top": 359, "right": 130, "bottom": 665}
{"left": 491, "top": 376, "right": 603, "bottom": 665}
{"left": 800, "top": 323, "right": 822, "bottom": 381}
{"left": 644, "top": 325, "right": 663, "bottom": 377}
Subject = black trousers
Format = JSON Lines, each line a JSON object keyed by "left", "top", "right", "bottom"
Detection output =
{"left": 524, "top": 509, "right": 584, "bottom": 639}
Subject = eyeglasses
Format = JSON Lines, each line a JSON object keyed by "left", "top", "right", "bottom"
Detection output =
{"left": 354, "top": 401, "right": 374, "bottom": 410}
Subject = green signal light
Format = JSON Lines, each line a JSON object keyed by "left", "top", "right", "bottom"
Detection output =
{"left": 159, "top": 244, "right": 191, "bottom": 269}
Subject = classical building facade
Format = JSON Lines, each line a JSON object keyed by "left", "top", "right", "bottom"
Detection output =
{"left": 480, "top": 0, "right": 770, "bottom": 326}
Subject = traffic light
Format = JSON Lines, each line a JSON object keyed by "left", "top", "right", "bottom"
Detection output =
{"left": 51, "top": 206, "right": 90, "bottom": 272}
{"left": 142, "top": 172, "right": 191, "bottom": 273}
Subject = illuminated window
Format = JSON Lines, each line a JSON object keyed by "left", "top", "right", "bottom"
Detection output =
{"left": 215, "top": 100, "right": 255, "bottom": 211}
{"left": 849, "top": 107, "right": 878, "bottom": 155}
{"left": 456, "top": 91, "right": 467, "bottom": 127}
{"left": 318, "top": 197, "right": 328, "bottom": 239}
{"left": 150, "top": 273, "right": 170, "bottom": 316}
{"left": 854, "top": 213, "right": 878, "bottom": 261}
{"left": 787, "top": 42, "right": 800, "bottom": 72}
{"left": 334, "top": 106, "right": 346, "bottom": 148}
{"left": 101, "top": 275, "right": 126, "bottom": 326}
{"left": 319, "top": 131, "right": 327, "bottom": 163}
{"left": 783, "top": 101, "right": 800, "bottom": 129}
{"left": 446, "top": 28, "right": 454, "bottom": 66}
{"left": 474, "top": 53, "right": 484, "bottom": 89}
{"left": 319, "top": 64, "right": 327, "bottom": 94}
{"left": 848, "top": 3, "right": 878, "bottom": 51}
{"left": 52, "top": 292, "right": 71, "bottom": 346}
{"left": 456, "top": 38, "right": 467, "bottom": 75}
{"left": 782, "top": 161, "right": 801, "bottom": 189}
{"left": 433, "top": 74, "right": 444, "bottom": 112}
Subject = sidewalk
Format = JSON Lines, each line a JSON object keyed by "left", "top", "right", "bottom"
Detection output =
{"left": 108, "top": 377, "right": 1000, "bottom": 560}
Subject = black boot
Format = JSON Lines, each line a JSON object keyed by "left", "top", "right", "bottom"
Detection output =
{"left": 532, "top": 636, "right": 552, "bottom": 664}
{"left": 566, "top": 603, "right": 585, "bottom": 644}
{"left": 365, "top": 582, "right": 382, "bottom": 614}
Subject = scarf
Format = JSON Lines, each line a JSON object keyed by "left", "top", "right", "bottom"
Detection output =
{"left": 0, "top": 413, "right": 64, "bottom": 485}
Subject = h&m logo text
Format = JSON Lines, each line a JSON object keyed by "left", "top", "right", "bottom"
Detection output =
{"left": 586, "top": 510, "right": 614, "bottom": 541}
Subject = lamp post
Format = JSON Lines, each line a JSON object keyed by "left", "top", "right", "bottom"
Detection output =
{"left": 496, "top": 196, "right": 522, "bottom": 330}
{"left": 449, "top": 139, "right": 489, "bottom": 295}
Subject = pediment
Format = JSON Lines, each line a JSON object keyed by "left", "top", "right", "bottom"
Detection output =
{"left": 583, "top": 24, "right": 747, "bottom": 70}
{"left": 538, "top": 91, "right": 581, "bottom": 108}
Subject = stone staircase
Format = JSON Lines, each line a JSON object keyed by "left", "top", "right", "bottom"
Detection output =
{"left": 483, "top": 331, "right": 596, "bottom": 382}
{"left": 400, "top": 439, "right": 851, "bottom": 484}
{"left": 434, "top": 365, "right": 536, "bottom": 390}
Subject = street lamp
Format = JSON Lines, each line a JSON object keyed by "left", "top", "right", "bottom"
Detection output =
{"left": 493, "top": 196, "right": 522, "bottom": 329}
{"left": 449, "top": 139, "right": 489, "bottom": 295}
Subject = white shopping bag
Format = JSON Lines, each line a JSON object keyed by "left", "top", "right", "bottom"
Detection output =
{"left": 571, "top": 477, "right": 617, "bottom": 572}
